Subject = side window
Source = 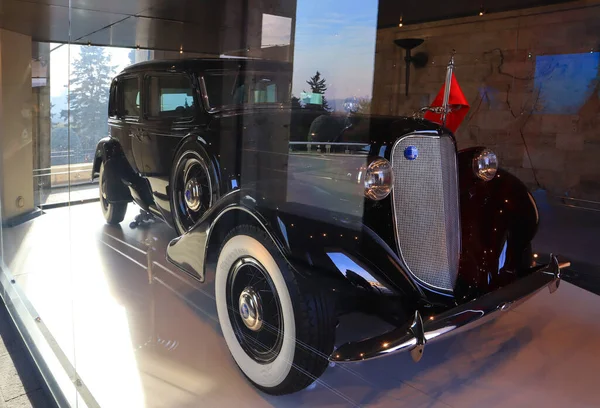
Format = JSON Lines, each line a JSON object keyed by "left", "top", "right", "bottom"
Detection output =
{"left": 147, "top": 74, "right": 195, "bottom": 119}
{"left": 108, "top": 81, "right": 117, "bottom": 117}
{"left": 121, "top": 77, "right": 140, "bottom": 117}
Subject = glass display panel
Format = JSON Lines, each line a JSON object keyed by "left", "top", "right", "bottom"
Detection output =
{"left": 0, "top": 0, "right": 598, "bottom": 407}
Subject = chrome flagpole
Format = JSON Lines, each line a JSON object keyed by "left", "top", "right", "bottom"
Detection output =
{"left": 441, "top": 50, "right": 456, "bottom": 126}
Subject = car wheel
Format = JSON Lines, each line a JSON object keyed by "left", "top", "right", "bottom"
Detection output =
{"left": 170, "top": 145, "right": 213, "bottom": 235}
{"left": 99, "top": 162, "right": 127, "bottom": 225}
{"left": 215, "top": 225, "right": 336, "bottom": 395}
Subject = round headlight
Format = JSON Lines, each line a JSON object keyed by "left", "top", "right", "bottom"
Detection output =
{"left": 473, "top": 149, "right": 498, "bottom": 181}
{"left": 363, "top": 158, "right": 393, "bottom": 200}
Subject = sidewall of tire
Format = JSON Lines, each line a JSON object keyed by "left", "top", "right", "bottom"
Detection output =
{"left": 99, "top": 162, "right": 126, "bottom": 224}
{"left": 215, "top": 234, "right": 296, "bottom": 390}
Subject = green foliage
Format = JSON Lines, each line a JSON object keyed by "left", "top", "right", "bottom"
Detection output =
{"left": 128, "top": 49, "right": 136, "bottom": 66}
{"left": 291, "top": 95, "right": 301, "bottom": 108}
{"left": 356, "top": 97, "right": 372, "bottom": 114}
{"left": 51, "top": 126, "right": 82, "bottom": 152}
{"left": 60, "top": 47, "right": 116, "bottom": 151}
{"left": 306, "top": 71, "right": 331, "bottom": 111}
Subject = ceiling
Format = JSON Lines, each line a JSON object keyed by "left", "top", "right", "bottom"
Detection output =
{"left": 0, "top": 0, "right": 578, "bottom": 53}
{"left": 0, "top": 0, "right": 296, "bottom": 54}
{"left": 377, "top": 0, "right": 574, "bottom": 28}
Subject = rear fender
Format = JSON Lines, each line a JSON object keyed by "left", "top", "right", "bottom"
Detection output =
{"left": 92, "top": 137, "right": 122, "bottom": 179}
{"left": 92, "top": 137, "right": 149, "bottom": 204}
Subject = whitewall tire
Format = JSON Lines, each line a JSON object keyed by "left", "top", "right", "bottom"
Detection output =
{"left": 215, "top": 225, "right": 335, "bottom": 395}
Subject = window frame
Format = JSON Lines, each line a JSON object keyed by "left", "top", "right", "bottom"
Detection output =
{"left": 118, "top": 74, "right": 141, "bottom": 121}
{"left": 108, "top": 79, "right": 119, "bottom": 119}
{"left": 143, "top": 72, "right": 198, "bottom": 123}
{"left": 199, "top": 70, "right": 291, "bottom": 111}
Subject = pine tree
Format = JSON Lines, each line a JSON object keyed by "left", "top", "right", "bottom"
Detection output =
{"left": 128, "top": 49, "right": 136, "bottom": 66}
{"left": 306, "top": 71, "right": 331, "bottom": 111}
{"left": 61, "top": 47, "right": 116, "bottom": 151}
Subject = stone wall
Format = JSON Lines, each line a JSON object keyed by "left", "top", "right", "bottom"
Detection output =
{"left": 372, "top": 0, "right": 600, "bottom": 202}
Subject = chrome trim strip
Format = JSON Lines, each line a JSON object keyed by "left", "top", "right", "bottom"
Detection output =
{"left": 288, "top": 142, "right": 370, "bottom": 146}
{"left": 198, "top": 76, "right": 214, "bottom": 113}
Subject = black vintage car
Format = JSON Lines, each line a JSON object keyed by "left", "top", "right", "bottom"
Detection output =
{"left": 92, "top": 58, "right": 566, "bottom": 395}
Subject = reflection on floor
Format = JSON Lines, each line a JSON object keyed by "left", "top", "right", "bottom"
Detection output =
{"left": 37, "top": 183, "right": 99, "bottom": 208}
{"left": 1, "top": 201, "right": 600, "bottom": 407}
{"left": 532, "top": 190, "right": 600, "bottom": 296}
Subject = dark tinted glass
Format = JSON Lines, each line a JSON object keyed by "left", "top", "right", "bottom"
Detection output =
{"left": 203, "top": 71, "right": 291, "bottom": 109}
{"left": 121, "top": 77, "right": 139, "bottom": 117}
{"left": 148, "top": 74, "right": 195, "bottom": 118}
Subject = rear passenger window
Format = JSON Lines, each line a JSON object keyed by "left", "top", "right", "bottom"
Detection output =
{"left": 121, "top": 77, "right": 140, "bottom": 117}
{"left": 147, "top": 74, "right": 195, "bottom": 119}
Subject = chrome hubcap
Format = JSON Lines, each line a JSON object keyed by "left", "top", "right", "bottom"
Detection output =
{"left": 184, "top": 178, "right": 202, "bottom": 212}
{"left": 238, "top": 287, "right": 263, "bottom": 332}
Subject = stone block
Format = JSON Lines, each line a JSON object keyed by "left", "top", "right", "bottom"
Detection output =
{"left": 522, "top": 114, "right": 542, "bottom": 133}
{"left": 474, "top": 110, "right": 518, "bottom": 131}
{"left": 578, "top": 175, "right": 600, "bottom": 201}
{"left": 500, "top": 49, "right": 529, "bottom": 63}
{"left": 469, "top": 30, "right": 519, "bottom": 53}
{"left": 503, "top": 166, "right": 537, "bottom": 186}
{"left": 494, "top": 143, "right": 524, "bottom": 168}
{"left": 482, "top": 18, "right": 520, "bottom": 33}
{"left": 522, "top": 132, "right": 556, "bottom": 148}
{"left": 565, "top": 148, "right": 600, "bottom": 176}
{"left": 411, "top": 65, "right": 447, "bottom": 85}
{"left": 499, "top": 62, "right": 535, "bottom": 81}
{"left": 523, "top": 146, "right": 565, "bottom": 171}
{"left": 540, "top": 115, "right": 578, "bottom": 134}
{"left": 556, "top": 133, "right": 584, "bottom": 151}
{"left": 454, "top": 126, "right": 474, "bottom": 147}
{"left": 578, "top": 114, "right": 600, "bottom": 134}
{"left": 534, "top": 169, "right": 580, "bottom": 196}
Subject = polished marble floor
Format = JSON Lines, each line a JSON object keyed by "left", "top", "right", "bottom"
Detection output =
{"left": 1, "top": 201, "right": 600, "bottom": 407}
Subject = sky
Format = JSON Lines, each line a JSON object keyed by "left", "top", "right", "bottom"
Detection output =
{"left": 291, "top": 0, "right": 378, "bottom": 100}
{"left": 50, "top": 0, "right": 379, "bottom": 102}
{"left": 50, "top": 43, "right": 132, "bottom": 98}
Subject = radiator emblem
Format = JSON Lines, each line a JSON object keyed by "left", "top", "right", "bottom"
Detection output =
{"left": 404, "top": 146, "right": 419, "bottom": 160}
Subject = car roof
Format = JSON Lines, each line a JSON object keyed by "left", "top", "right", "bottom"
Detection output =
{"left": 119, "top": 58, "right": 292, "bottom": 76}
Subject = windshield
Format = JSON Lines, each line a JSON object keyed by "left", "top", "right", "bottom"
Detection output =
{"left": 202, "top": 70, "right": 292, "bottom": 109}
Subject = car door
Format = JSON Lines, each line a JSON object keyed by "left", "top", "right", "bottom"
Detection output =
{"left": 119, "top": 75, "right": 144, "bottom": 174}
{"left": 141, "top": 72, "right": 199, "bottom": 215}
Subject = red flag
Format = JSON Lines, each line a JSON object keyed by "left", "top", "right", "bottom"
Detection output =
{"left": 423, "top": 73, "right": 470, "bottom": 133}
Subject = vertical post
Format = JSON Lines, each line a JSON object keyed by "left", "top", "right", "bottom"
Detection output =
{"left": 441, "top": 50, "right": 455, "bottom": 126}
{"left": 145, "top": 236, "right": 157, "bottom": 351}
{"left": 145, "top": 237, "right": 157, "bottom": 284}
{"left": 404, "top": 48, "right": 411, "bottom": 96}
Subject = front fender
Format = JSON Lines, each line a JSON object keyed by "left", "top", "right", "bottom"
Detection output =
{"left": 455, "top": 147, "right": 539, "bottom": 302}
{"left": 165, "top": 188, "right": 425, "bottom": 310}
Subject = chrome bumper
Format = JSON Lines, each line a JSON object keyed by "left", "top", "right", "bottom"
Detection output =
{"left": 330, "top": 255, "right": 568, "bottom": 363}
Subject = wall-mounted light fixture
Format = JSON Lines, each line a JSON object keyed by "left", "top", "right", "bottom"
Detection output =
{"left": 394, "top": 38, "right": 428, "bottom": 96}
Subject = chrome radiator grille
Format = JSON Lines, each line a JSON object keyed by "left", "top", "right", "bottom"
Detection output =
{"left": 391, "top": 135, "right": 460, "bottom": 291}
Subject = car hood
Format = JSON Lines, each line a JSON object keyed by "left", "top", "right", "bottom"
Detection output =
{"left": 208, "top": 107, "right": 448, "bottom": 146}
